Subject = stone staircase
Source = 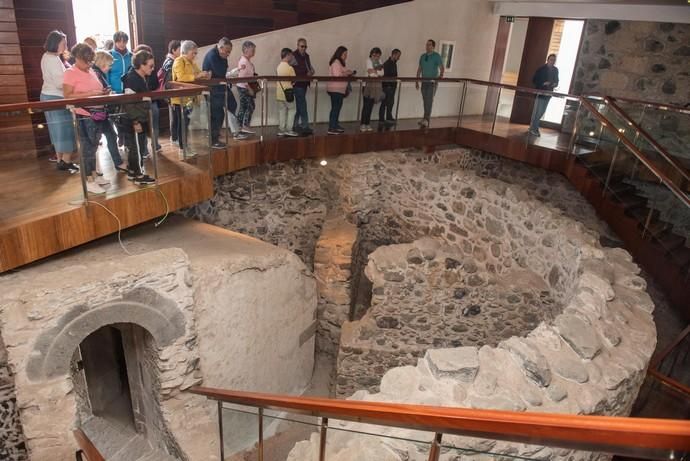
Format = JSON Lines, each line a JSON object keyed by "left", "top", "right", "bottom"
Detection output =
{"left": 81, "top": 416, "right": 178, "bottom": 461}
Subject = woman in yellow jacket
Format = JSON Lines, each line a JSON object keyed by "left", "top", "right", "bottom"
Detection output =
{"left": 171, "top": 40, "right": 209, "bottom": 156}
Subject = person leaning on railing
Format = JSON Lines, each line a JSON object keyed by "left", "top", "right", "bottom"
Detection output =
{"left": 91, "top": 50, "right": 127, "bottom": 174}
{"left": 528, "top": 53, "right": 559, "bottom": 138}
{"left": 202, "top": 37, "right": 236, "bottom": 147}
{"left": 276, "top": 48, "right": 299, "bottom": 138}
{"left": 40, "top": 30, "right": 78, "bottom": 172}
{"left": 327, "top": 46, "right": 354, "bottom": 135}
{"left": 62, "top": 43, "right": 112, "bottom": 195}
{"left": 171, "top": 40, "right": 210, "bottom": 157}
{"left": 235, "top": 41, "right": 259, "bottom": 136}
{"left": 120, "top": 50, "right": 157, "bottom": 186}
{"left": 133, "top": 44, "right": 162, "bottom": 155}
{"left": 159, "top": 40, "right": 181, "bottom": 145}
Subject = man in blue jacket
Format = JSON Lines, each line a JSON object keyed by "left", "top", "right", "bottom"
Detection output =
{"left": 108, "top": 31, "right": 132, "bottom": 94}
{"left": 529, "top": 54, "right": 559, "bottom": 137}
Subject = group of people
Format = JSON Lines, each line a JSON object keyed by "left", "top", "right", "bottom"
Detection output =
{"left": 38, "top": 29, "right": 463, "bottom": 195}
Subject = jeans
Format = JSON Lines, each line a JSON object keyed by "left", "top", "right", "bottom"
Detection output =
{"left": 530, "top": 95, "right": 551, "bottom": 133}
{"left": 209, "top": 91, "right": 226, "bottom": 143}
{"left": 78, "top": 117, "right": 103, "bottom": 177}
{"left": 328, "top": 92, "right": 344, "bottom": 130}
{"left": 361, "top": 96, "right": 376, "bottom": 125}
{"left": 277, "top": 100, "right": 296, "bottom": 133}
{"left": 293, "top": 86, "right": 309, "bottom": 130}
{"left": 172, "top": 105, "right": 191, "bottom": 149}
{"left": 101, "top": 119, "right": 122, "bottom": 167}
{"left": 421, "top": 82, "right": 436, "bottom": 121}
{"left": 237, "top": 87, "right": 256, "bottom": 128}
{"left": 41, "top": 93, "right": 75, "bottom": 153}
{"left": 379, "top": 86, "right": 396, "bottom": 121}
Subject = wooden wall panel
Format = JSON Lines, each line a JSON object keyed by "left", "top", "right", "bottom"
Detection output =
{"left": 0, "top": 0, "right": 35, "bottom": 159}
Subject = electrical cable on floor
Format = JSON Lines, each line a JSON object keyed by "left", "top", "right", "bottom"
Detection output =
{"left": 84, "top": 200, "right": 133, "bottom": 256}
{"left": 154, "top": 186, "right": 170, "bottom": 228}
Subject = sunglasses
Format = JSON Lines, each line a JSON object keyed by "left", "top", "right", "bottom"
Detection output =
{"left": 299, "top": 45, "right": 307, "bottom": 49}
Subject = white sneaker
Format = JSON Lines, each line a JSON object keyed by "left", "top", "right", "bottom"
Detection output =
{"left": 95, "top": 177, "right": 110, "bottom": 186}
{"left": 183, "top": 148, "right": 197, "bottom": 158}
{"left": 360, "top": 124, "right": 368, "bottom": 132}
{"left": 86, "top": 181, "right": 106, "bottom": 195}
{"left": 277, "top": 131, "right": 287, "bottom": 137}
{"left": 366, "top": 125, "right": 373, "bottom": 131}
{"left": 418, "top": 119, "right": 428, "bottom": 127}
{"left": 285, "top": 131, "right": 300, "bottom": 137}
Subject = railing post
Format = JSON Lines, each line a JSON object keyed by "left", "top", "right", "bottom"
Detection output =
{"left": 356, "top": 79, "right": 363, "bottom": 124}
{"left": 457, "top": 80, "right": 467, "bottom": 129}
{"left": 217, "top": 401, "right": 225, "bottom": 461}
{"left": 318, "top": 417, "right": 328, "bottom": 461}
{"left": 491, "top": 87, "right": 502, "bottom": 135}
{"left": 312, "top": 79, "right": 319, "bottom": 126}
{"left": 260, "top": 79, "right": 267, "bottom": 143}
{"left": 70, "top": 108, "right": 89, "bottom": 203}
{"left": 567, "top": 101, "right": 583, "bottom": 155}
{"left": 258, "top": 407, "right": 264, "bottom": 461}
{"left": 223, "top": 83, "right": 229, "bottom": 146}
{"left": 427, "top": 432, "right": 443, "bottom": 461}
{"left": 602, "top": 141, "right": 620, "bottom": 198}
{"left": 146, "top": 100, "right": 159, "bottom": 182}
{"left": 181, "top": 103, "right": 188, "bottom": 161}
{"left": 394, "top": 79, "right": 402, "bottom": 128}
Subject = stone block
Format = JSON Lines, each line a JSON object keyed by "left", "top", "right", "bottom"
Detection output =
{"left": 555, "top": 314, "right": 603, "bottom": 360}
{"left": 500, "top": 338, "right": 551, "bottom": 387}
{"left": 425, "top": 347, "right": 479, "bottom": 382}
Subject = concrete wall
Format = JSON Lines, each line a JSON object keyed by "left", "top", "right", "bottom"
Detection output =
{"left": 573, "top": 19, "right": 690, "bottom": 105}
{"left": 194, "top": 0, "right": 500, "bottom": 126}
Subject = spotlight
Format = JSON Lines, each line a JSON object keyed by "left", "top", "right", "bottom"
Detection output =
{"left": 37, "top": 123, "right": 45, "bottom": 129}
{"left": 618, "top": 128, "right": 625, "bottom": 133}
{"left": 320, "top": 159, "right": 328, "bottom": 166}
{"left": 588, "top": 131, "right": 595, "bottom": 136}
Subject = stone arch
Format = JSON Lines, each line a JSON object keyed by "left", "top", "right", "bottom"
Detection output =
{"left": 26, "top": 287, "right": 185, "bottom": 381}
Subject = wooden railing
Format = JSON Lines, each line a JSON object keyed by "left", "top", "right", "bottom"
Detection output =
{"left": 73, "top": 428, "right": 105, "bottom": 461}
{"left": 189, "top": 386, "right": 690, "bottom": 460}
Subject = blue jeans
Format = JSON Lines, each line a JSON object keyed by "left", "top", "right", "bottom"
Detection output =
{"left": 293, "top": 86, "right": 309, "bottom": 130}
{"left": 530, "top": 95, "right": 551, "bottom": 132}
{"left": 421, "top": 82, "right": 436, "bottom": 121}
{"left": 41, "top": 93, "right": 75, "bottom": 153}
{"left": 78, "top": 117, "right": 103, "bottom": 176}
{"left": 328, "top": 92, "right": 344, "bottom": 130}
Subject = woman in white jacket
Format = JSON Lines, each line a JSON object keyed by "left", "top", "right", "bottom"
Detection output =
{"left": 40, "top": 30, "right": 78, "bottom": 172}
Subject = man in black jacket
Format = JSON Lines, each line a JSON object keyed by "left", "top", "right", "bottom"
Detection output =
{"left": 380, "top": 49, "right": 401, "bottom": 124}
{"left": 203, "top": 37, "right": 234, "bottom": 147}
{"left": 529, "top": 53, "right": 559, "bottom": 137}
{"left": 291, "top": 38, "right": 315, "bottom": 135}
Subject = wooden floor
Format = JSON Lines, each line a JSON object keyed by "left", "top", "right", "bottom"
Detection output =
{"left": 0, "top": 115, "right": 565, "bottom": 272}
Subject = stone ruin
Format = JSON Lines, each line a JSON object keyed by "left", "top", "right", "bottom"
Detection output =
{"left": 188, "top": 148, "right": 656, "bottom": 460}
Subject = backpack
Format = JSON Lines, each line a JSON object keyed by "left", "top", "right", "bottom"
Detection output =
{"left": 157, "top": 66, "right": 170, "bottom": 91}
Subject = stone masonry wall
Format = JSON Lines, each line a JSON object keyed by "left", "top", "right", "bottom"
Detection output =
{"left": 0, "top": 334, "right": 27, "bottom": 461}
{"left": 573, "top": 20, "right": 689, "bottom": 105}
{"left": 314, "top": 218, "right": 358, "bottom": 356}
{"left": 289, "top": 244, "right": 658, "bottom": 461}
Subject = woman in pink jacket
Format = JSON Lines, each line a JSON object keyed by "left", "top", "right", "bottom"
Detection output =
{"left": 326, "top": 46, "right": 354, "bottom": 135}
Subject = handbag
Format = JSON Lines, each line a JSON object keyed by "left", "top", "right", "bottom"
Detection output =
{"left": 345, "top": 82, "right": 353, "bottom": 98}
{"left": 279, "top": 82, "right": 295, "bottom": 103}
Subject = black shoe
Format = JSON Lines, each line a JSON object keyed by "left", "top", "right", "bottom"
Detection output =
{"left": 335, "top": 127, "right": 345, "bottom": 133}
{"left": 57, "top": 160, "right": 79, "bottom": 173}
{"left": 134, "top": 174, "right": 155, "bottom": 185}
{"left": 212, "top": 141, "right": 227, "bottom": 148}
{"left": 327, "top": 129, "right": 341, "bottom": 135}
{"left": 127, "top": 170, "right": 140, "bottom": 181}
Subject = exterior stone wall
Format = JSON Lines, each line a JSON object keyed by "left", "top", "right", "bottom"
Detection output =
{"left": 314, "top": 218, "right": 358, "bottom": 356}
{"left": 0, "top": 219, "right": 317, "bottom": 461}
{"left": 573, "top": 19, "right": 689, "bottom": 105}
{"left": 0, "top": 334, "right": 27, "bottom": 461}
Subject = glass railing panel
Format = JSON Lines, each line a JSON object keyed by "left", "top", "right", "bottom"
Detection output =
{"left": 0, "top": 104, "right": 86, "bottom": 228}
{"left": 616, "top": 101, "right": 690, "bottom": 168}
{"left": 220, "top": 403, "right": 259, "bottom": 460}
{"left": 321, "top": 420, "right": 432, "bottom": 460}
{"left": 460, "top": 82, "right": 491, "bottom": 133}
{"left": 441, "top": 438, "right": 608, "bottom": 460}
{"left": 260, "top": 409, "right": 320, "bottom": 461}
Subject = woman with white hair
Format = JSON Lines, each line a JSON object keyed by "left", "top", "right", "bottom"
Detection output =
{"left": 171, "top": 40, "right": 210, "bottom": 157}
{"left": 236, "top": 41, "right": 258, "bottom": 135}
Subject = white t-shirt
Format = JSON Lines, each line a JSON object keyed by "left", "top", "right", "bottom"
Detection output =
{"left": 41, "top": 52, "right": 66, "bottom": 97}
{"left": 364, "top": 58, "right": 383, "bottom": 87}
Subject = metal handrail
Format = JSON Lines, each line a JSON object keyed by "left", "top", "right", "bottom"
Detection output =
{"left": 603, "top": 97, "right": 690, "bottom": 184}
{"left": 189, "top": 386, "right": 690, "bottom": 460}
{"left": 608, "top": 96, "right": 690, "bottom": 116}
{"left": 580, "top": 98, "right": 690, "bottom": 210}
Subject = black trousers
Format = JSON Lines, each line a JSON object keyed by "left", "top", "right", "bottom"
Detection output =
{"left": 119, "top": 121, "right": 149, "bottom": 176}
{"left": 361, "top": 96, "right": 376, "bottom": 125}
{"left": 172, "top": 104, "right": 191, "bottom": 149}
{"left": 208, "top": 91, "right": 225, "bottom": 143}
{"left": 379, "top": 86, "right": 396, "bottom": 121}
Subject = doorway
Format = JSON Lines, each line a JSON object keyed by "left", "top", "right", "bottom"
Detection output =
{"left": 79, "top": 325, "right": 136, "bottom": 429}
{"left": 71, "top": 0, "right": 133, "bottom": 47}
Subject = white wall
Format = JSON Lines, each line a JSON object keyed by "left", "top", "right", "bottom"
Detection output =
{"left": 194, "top": 0, "right": 500, "bottom": 126}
